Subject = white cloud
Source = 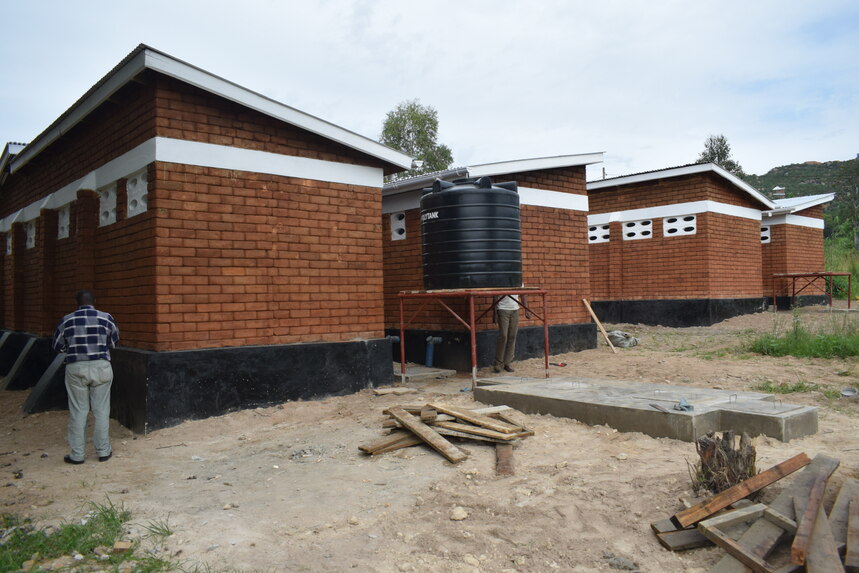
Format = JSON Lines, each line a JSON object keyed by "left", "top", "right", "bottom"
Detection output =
{"left": 1, "top": 0, "right": 856, "bottom": 178}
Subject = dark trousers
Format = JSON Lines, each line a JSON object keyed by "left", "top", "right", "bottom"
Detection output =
{"left": 495, "top": 309, "right": 519, "bottom": 368}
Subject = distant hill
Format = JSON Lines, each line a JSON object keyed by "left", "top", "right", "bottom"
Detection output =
{"left": 742, "top": 160, "right": 846, "bottom": 198}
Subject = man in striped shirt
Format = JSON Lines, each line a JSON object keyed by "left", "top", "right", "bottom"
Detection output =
{"left": 52, "top": 290, "right": 120, "bottom": 464}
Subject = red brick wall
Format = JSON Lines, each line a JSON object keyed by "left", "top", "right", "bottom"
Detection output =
{"left": 1, "top": 70, "right": 390, "bottom": 349}
{"left": 382, "top": 166, "right": 591, "bottom": 332}
{"left": 153, "top": 75, "right": 393, "bottom": 173}
{"left": 152, "top": 163, "right": 384, "bottom": 351}
{"left": 765, "top": 224, "right": 825, "bottom": 297}
{"left": 589, "top": 173, "right": 766, "bottom": 301}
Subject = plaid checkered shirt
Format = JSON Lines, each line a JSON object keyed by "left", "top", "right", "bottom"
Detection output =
{"left": 53, "top": 305, "right": 120, "bottom": 362}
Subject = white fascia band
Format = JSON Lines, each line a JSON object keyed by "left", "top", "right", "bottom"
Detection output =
{"left": 587, "top": 200, "right": 762, "bottom": 226}
{"left": 0, "top": 137, "right": 384, "bottom": 232}
{"left": 381, "top": 186, "right": 589, "bottom": 215}
{"left": 762, "top": 213, "right": 824, "bottom": 229}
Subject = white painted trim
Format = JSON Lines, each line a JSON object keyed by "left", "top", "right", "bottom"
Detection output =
{"left": 587, "top": 200, "right": 762, "bottom": 226}
{"left": 9, "top": 46, "right": 412, "bottom": 174}
{"left": 518, "top": 187, "right": 588, "bottom": 211}
{"left": 763, "top": 214, "right": 824, "bottom": 229}
{"left": 587, "top": 163, "right": 776, "bottom": 210}
{"left": 1, "top": 136, "right": 385, "bottom": 232}
{"left": 382, "top": 189, "right": 421, "bottom": 214}
{"left": 381, "top": 186, "right": 589, "bottom": 215}
{"left": 156, "top": 137, "right": 383, "bottom": 187}
{"left": 468, "top": 152, "right": 604, "bottom": 178}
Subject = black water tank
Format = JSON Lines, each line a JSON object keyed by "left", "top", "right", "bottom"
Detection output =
{"left": 420, "top": 176, "right": 521, "bottom": 290}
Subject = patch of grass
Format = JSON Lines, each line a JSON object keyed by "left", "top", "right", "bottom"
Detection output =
{"left": 753, "top": 379, "right": 820, "bottom": 394}
{"left": 747, "top": 312, "right": 859, "bottom": 359}
{"left": 141, "top": 515, "right": 173, "bottom": 541}
{"left": 822, "top": 387, "right": 843, "bottom": 400}
{"left": 0, "top": 500, "right": 197, "bottom": 573}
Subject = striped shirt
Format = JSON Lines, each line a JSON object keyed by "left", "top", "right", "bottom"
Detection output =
{"left": 53, "top": 305, "right": 120, "bottom": 362}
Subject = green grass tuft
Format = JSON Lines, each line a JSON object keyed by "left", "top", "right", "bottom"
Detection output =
{"left": 748, "top": 312, "right": 859, "bottom": 359}
{"left": 753, "top": 379, "right": 820, "bottom": 394}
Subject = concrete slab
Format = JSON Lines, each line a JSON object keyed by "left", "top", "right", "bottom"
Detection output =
{"left": 394, "top": 365, "right": 458, "bottom": 383}
{"left": 474, "top": 376, "right": 817, "bottom": 442}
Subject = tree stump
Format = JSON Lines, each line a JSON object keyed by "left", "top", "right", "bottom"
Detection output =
{"left": 692, "top": 431, "right": 757, "bottom": 496}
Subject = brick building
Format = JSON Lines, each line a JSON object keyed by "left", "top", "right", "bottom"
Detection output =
{"left": 0, "top": 45, "right": 412, "bottom": 431}
{"left": 762, "top": 193, "right": 835, "bottom": 306}
{"left": 586, "top": 163, "right": 777, "bottom": 326}
{"left": 382, "top": 154, "right": 602, "bottom": 370}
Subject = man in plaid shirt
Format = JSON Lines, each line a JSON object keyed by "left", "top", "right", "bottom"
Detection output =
{"left": 53, "top": 290, "right": 120, "bottom": 464}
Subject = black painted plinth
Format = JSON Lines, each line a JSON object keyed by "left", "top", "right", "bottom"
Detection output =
{"left": 388, "top": 323, "right": 597, "bottom": 372}
{"left": 112, "top": 338, "right": 394, "bottom": 433}
{"left": 0, "top": 332, "right": 58, "bottom": 390}
{"left": 771, "top": 295, "right": 829, "bottom": 310}
{"left": 589, "top": 298, "right": 769, "bottom": 327}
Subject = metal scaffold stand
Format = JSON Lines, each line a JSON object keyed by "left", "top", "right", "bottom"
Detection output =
{"left": 398, "top": 287, "right": 549, "bottom": 390}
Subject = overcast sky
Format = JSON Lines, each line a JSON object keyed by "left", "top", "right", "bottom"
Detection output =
{"left": 1, "top": 1, "right": 857, "bottom": 180}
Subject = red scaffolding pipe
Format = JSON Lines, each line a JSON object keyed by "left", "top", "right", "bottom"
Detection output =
{"left": 398, "top": 287, "right": 550, "bottom": 390}
{"left": 771, "top": 272, "right": 852, "bottom": 310}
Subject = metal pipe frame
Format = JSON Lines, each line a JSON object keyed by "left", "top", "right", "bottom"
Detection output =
{"left": 398, "top": 287, "right": 550, "bottom": 390}
{"left": 771, "top": 272, "right": 853, "bottom": 311}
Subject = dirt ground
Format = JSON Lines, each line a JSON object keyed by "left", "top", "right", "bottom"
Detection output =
{"left": 1, "top": 303, "right": 858, "bottom": 572}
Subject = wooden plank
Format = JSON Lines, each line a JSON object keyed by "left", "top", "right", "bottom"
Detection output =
{"left": 847, "top": 499, "right": 859, "bottom": 572}
{"left": 804, "top": 502, "right": 846, "bottom": 573}
{"left": 651, "top": 518, "right": 679, "bottom": 535}
{"left": 791, "top": 473, "right": 828, "bottom": 565}
{"left": 386, "top": 407, "right": 468, "bottom": 464}
{"left": 434, "top": 426, "right": 512, "bottom": 444}
{"left": 434, "top": 421, "right": 520, "bottom": 441}
{"left": 698, "top": 522, "right": 774, "bottom": 573}
{"left": 582, "top": 298, "right": 618, "bottom": 354}
{"left": 372, "top": 435, "right": 424, "bottom": 455}
{"left": 700, "top": 504, "right": 767, "bottom": 530}
{"left": 419, "top": 407, "right": 437, "bottom": 423}
{"left": 495, "top": 443, "right": 515, "bottom": 476}
{"left": 710, "top": 454, "right": 841, "bottom": 573}
{"left": 762, "top": 507, "right": 797, "bottom": 535}
{"left": 829, "top": 478, "right": 859, "bottom": 545}
{"left": 428, "top": 403, "right": 522, "bottom": 434}
{"left": 673, "top": 452, "right": 811, "bottom": 528}
{"left": 656, "top": 528, "right": 712, "bottom": 551}
{"left": 358, "top": 430, "right": 416, "bottom": 454}
{"left": 494, "top": 409, "right": 533, "bottom": 432}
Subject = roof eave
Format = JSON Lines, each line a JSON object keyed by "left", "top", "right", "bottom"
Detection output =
{"left": 587, "top": 163, "right": 776, "bottom": 210}
{"left": 10, "top": 45, "right": 413, "bottom": 175}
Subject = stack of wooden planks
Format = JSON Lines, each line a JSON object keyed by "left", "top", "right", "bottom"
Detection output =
{"left": 358, "top": 404, "right": 533, "bottom": 466}
{"left": 652, "top": 452, "right": 859, "bottom": 572}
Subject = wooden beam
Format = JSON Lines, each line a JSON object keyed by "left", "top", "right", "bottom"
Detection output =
{"left": 699, "top": 504, "right": 767, "bottom": 530}
{"left": 672, "top": 452, "right": 811, "bottom": 528}
{"left": 386, "top": 407, "right": 468, "bottom": 464}
{"left": 495, "top": 443, "right": 515, "bottom": 476}
{"left": 428, "top": 403, "right": 522, "bottom": 434}
{"left": 763, "top": 507, "right": 797, "bottom": 535}
{"left": 698, "top": 522, "right": 774, "bottom": 573}
{"left": 434, "top": 421, "right": 520, "bottom": 441}
{"left": 358, "top": 431, "right": 418, "bottom": 454}
{"left": 791, "top": 473, "right": 828, "bottom": 565}
{"left": 372, "top": 435, "right": 424, "bottom": 455}
{"left": 803, "top": 501, "right": 846, "bottom": 573}
{"left": 433, "top": 426, "right": 513, "bottom": 444}
{"left": 582, "top": 298, "right": 617, "bottom": 354}
{"left": 829, "top": 478, "right": 859, "bottom": 545}
{"left": 710, "top": 454, "right": 840, "bottom": 573}
{"left": 656, "top": 528, "right": 712, "bottom": 551}
{"left": 846, "top": 498, "right": 859, "bottom": 573}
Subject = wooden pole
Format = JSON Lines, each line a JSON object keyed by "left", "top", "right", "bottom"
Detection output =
{"left": 582, "top": 298, "right": 617, "bottom": 354}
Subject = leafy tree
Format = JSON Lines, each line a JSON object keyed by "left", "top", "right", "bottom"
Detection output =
{"left": 380, "top": 99, "right": 454, "bottom": 178}
{"left": 829, "top": 158, "right": 859, "bottom": 250}
{"left": 696, "top": 134, "right": 745, "bottom": 177}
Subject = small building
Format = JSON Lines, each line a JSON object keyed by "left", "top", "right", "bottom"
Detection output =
{"left": 0, "top": 45, "right": 412, "bottom": 431}
{"left": 586, "top": 163, "right": 776, "bottom": 326}
{"left": 762, "top": 193, "right": 835, "bottom": 307}
{"left": 382, "top": 153, "right": 602, "bottom": 370}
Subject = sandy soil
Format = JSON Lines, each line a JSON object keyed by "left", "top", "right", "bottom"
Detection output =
{"left": 1, "top": 303, "right": 858, "bottom": 572}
